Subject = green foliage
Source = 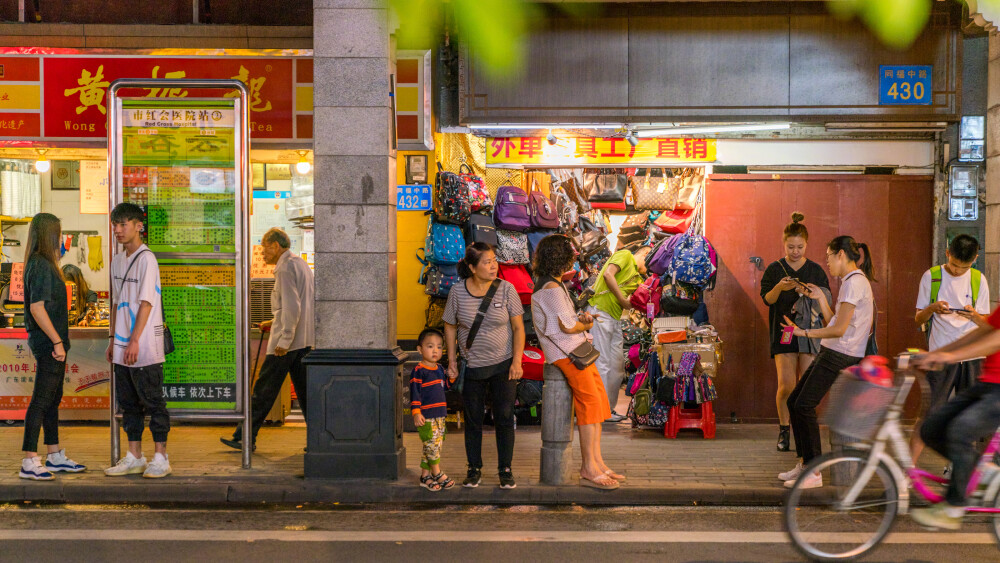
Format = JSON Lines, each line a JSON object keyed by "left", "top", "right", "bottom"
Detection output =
{"left": 827, "top": 0, "right": 933, "bottom": 49}
{"left": 391, "top": 0, "right": 539, "bottom": 79}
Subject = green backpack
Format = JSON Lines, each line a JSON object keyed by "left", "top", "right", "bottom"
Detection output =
{"left": 923, "top": 265, "right": 982, "bottom": 343}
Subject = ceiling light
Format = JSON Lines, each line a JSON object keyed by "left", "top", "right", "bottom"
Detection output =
{"left": 295, "top": 150, "right": 311, "bottom": 175}
{"left": 635, "top": 123, "right": 791, "bottom": 138}
{"left": 546, "top": 131, "right": 557, "bottom": 145}
{"left": 34, "top": 148, "right": 50, "bottom": 173}
{"left": 824, "top": 122, "right": 947, "bottom": 132}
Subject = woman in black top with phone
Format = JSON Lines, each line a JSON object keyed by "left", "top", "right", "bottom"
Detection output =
{"left": 760, "top": 213, "right": 829, "bottom": 452}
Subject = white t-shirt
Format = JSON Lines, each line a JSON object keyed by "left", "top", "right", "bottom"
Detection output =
{"left": 111, "top": 245, "right": 166, "bottom": 368}
{"left": 821, "top": 270, "right": 874, "bottom": 358}
{"left": 915, "top": 267, "right": 991, "bottom": 351}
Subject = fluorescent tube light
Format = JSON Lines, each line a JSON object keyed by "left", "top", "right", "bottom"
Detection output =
{"left": 635, "top": 123, "right": 791, "bottom": 138}
{"left": 467, "top": 123, "right": 624, "bottom": 130}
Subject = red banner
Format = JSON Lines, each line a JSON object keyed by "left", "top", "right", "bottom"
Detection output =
{"left": 0, "top": 55, "right": 312, "bottom": 141}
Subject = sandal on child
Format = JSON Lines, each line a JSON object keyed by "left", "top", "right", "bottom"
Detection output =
{"left": 434, "top": 473, "right": 455, "bottom": 489}
{"left": 420, "top": 475, "right": 442, "bottom": 491}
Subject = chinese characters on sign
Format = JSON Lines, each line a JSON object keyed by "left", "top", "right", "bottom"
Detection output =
{"left": 878, "top": 65, "right": 932, "bottom": 106}
{"left": 396, "top": 184, "right": 432, "bottom": 211}
{"left": 79, "top": 160, "right": 108, "bottom": 215}
{"left": 485, "top": 137, "right": 717, "bottom": 165}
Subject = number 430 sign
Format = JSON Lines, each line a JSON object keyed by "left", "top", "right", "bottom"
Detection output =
{"left": 879, "top": 65, "right": 932, "bottom": 106}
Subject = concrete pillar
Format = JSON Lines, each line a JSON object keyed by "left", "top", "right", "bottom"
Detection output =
{"left": 986, "top": 32, "right": 1000, "bottom": 308}
{"left": 305, "top": 0, "right": 405, "bottom": 480}
{"left": 540, "top": 363, "right": 575, "bottom": 485}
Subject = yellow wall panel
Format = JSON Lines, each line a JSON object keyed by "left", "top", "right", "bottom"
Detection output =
{"left": 396, "top": 150, "right": 433, "bottom": 341}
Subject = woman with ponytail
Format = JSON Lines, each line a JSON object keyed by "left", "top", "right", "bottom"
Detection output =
{"left": 778, "top": 235, "right": 875, "bottom": 489}
{"left": 443, "top": 242, "right": 525, "bottom": 490}
{"left": 760, "top": 212, "right": 829, "bottom": 452}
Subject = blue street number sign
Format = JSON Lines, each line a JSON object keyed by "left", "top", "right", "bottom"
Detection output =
{"left": 879, "top": 65, "right": 932, "bottom": 105}
{"left": 397, "top": 184, "right": 432, "bottom": 211}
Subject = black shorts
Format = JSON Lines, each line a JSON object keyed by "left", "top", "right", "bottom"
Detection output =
{"left": 926, "top": 359, "right": 983, "bottom": 414}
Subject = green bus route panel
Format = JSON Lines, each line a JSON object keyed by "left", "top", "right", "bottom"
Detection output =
{"left": 161, "top": 276, "right": 238, "bottom": 410}
{"left": 120, "top": 99, "right": 237, "bottom": 168}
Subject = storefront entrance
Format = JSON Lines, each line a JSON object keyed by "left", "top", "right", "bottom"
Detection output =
{"left": 704, "top": 174, "right": 934, "bottom": 422}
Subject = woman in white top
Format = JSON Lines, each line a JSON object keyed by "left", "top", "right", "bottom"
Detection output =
{"left": 779, "top": 235, "right": 876, "bottom": 489}
{"left": 531, "top": 234, "right": 621, "bottom": 490}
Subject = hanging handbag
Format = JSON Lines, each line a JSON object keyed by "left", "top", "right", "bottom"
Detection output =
{"left": 460, "top": 163, "right": 492, "bottom": 213}
{"left": 659, "top": 282, "right": 700, "bottom": 316}
{"left": 496, "top": 229, "right": 530, "bottom": 265}
{"left": 632, "top": 168, "right": 678, "bottom": 211}
{"left": 583, "top": 168, "right": 628, "bottom": 203}
{"left": 675, "top": 168, "right": 703, "bottom": 210}
{"left": 653, "top": 208, "right": 696, "bottom": 234}
{"left": 454, "top": 279, "right": 502, "bottom": 393}
{"left": 527, "top": 180, "right": 560, "bottom": 229}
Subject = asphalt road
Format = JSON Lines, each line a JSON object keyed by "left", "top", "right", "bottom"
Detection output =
{"left": 0, "top": 503, "right": 996, "bottom": 562}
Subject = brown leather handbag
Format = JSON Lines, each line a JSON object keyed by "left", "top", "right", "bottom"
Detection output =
{"left": 632, "top": 168, "right": 678, "bottom": 211}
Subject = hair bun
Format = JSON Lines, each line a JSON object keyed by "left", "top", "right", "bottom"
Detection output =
{"left": 791, "top": 212, "right": 804, "bottom": 224}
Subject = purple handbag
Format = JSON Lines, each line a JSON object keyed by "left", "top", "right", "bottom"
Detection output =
{"left": 645, "top": 234, "right": 682, "bottom": 276}
{"left": 493, "top": 185, "right": 532, "bottom": 232}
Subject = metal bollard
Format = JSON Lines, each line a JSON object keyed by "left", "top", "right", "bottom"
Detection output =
{"left": 828, "top": 430, "right": 859, "bottom": 486}
{"left": 540, "top": 363, "right": 575, "bottom": 485}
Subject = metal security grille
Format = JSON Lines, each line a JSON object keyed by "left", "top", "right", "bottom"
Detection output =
{"left": 249, "top": 278, "right": 274, "bottom": 327}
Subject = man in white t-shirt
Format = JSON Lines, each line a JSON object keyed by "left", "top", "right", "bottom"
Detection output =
{"left": 103, "top": 202, "right": 171, "bottom": 479}
{"left": 911, "top": 235, "right": 991, "bottom": 463}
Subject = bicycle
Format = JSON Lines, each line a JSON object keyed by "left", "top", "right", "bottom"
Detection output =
{"left": 783, "top": 353, "right": 1000, "bottom": 561}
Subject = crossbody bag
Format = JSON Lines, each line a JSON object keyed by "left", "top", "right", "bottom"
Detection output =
{"left": 454, "top": 278, "right": 501, "bottom": 392}
{"left": 535, "top": 277, "right": 600, "bottom": 369}
{"left": 117, "top": 249, "right": 174, "bottom": 356}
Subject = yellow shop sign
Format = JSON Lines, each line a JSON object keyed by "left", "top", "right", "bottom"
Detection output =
{"left": 486, "top": 137, "right": 716, "bottom": 166}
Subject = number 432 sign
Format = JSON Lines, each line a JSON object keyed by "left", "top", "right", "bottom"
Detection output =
{"left": 879, "top": 65, "right": 932, "bottom": 106}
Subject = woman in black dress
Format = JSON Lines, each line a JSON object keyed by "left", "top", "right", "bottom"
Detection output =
{"left": 760, "top": 213, "right": 829, "bottom": 451}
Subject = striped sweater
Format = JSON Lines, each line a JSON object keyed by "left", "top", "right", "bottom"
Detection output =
{"left": 410, "top": 363, "right": 448, "bottom": 419}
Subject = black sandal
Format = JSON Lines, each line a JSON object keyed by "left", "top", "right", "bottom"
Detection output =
{"left": 433, "top": 472, "right": 455, "bottom": 489}
{"left": 420, "top": 474, "right": 442, "bottom": 491}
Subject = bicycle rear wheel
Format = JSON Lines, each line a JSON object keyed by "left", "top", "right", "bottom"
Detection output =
{"left": 783, "top": 452, "right": 899, "bottom": 561}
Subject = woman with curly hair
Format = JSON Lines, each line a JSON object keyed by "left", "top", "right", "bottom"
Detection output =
{"left": 531, "top": 234, "right": 622, "bottom": 490}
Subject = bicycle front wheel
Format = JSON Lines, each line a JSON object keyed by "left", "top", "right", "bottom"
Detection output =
{"left": 783, "top": 452, "right": 899, "bottom": 561}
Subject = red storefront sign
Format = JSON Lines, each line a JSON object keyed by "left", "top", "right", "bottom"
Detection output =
{"left": 0, "top": 55, "right": 313, "bottom": 142}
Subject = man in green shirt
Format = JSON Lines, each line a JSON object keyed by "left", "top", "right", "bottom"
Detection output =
{"left": 586, "top": 247, "right": 651, "bottom": 421}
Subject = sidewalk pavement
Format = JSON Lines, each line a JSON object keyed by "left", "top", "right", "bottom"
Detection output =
{"left": 0, "top": 420, "right": 943, "bottom": 506}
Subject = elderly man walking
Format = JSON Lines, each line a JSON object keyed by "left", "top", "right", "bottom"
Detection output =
{"left": 221, "top": 227, "right": 314, "bottom": 451}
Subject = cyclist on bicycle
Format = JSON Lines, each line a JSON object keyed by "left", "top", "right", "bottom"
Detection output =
{"left": 910, "top": 235, "right": 991, "bottom": 464}
{"left": 911, "top": 304, "right": 1000, "bottom": 530}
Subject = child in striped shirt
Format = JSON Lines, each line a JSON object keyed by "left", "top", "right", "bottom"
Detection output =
{"left": 411, "top": 328, "right": 454, "bottom": 491}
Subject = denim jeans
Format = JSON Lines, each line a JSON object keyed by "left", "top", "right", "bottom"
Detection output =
{"left": 921, "top": 381, "right": 1000, "bottom": 506}
{"left": 21, "top": 353, "right": 65, "bottom": 452}
{"left": 115, "top": 363, "right": 170, "bottom": 443}
{"left": 462, "top": 358, "right": 517, "bottom": 471}
{"left": 233, "top": 347, "right": 310, "bottom": 443}
{"left": 787, "top": 347, "right": 861, "bottom": 464}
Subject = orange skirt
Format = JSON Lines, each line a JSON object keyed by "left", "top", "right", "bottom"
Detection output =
{"left": 553, "top": 358, "right": 612, "bottom": 426}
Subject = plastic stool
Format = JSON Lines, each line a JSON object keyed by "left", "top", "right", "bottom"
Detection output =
{"left": 664, "top": 401, "right": 716, "bottom": 439}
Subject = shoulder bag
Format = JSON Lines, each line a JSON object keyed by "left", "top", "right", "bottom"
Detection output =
{"left": 534, "top": 280, "right": 600, "bottom": 370}
{"left": 118, "top": 249, "right": 174, "bottom": 356}
{"left": 454, "top": 279, "right": 502, "bottom": 393}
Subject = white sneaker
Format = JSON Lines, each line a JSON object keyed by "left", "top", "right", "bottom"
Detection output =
{"left": 45, "top": 449, "right": 86, "bottom": 473}
{"left": 104, "top": 452, "right": 147, "bottom": 476}
{"left": 143, "top": 453, "right": 171, "bottom": 479}
{"left": 19, "top": 457, "right": 54, "bottom": 481}
{"left": 786, "top": 471, "right": 823, "bottom": 489}
{"left": 778, "top": 462, "right": 804, "bottom": 482}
